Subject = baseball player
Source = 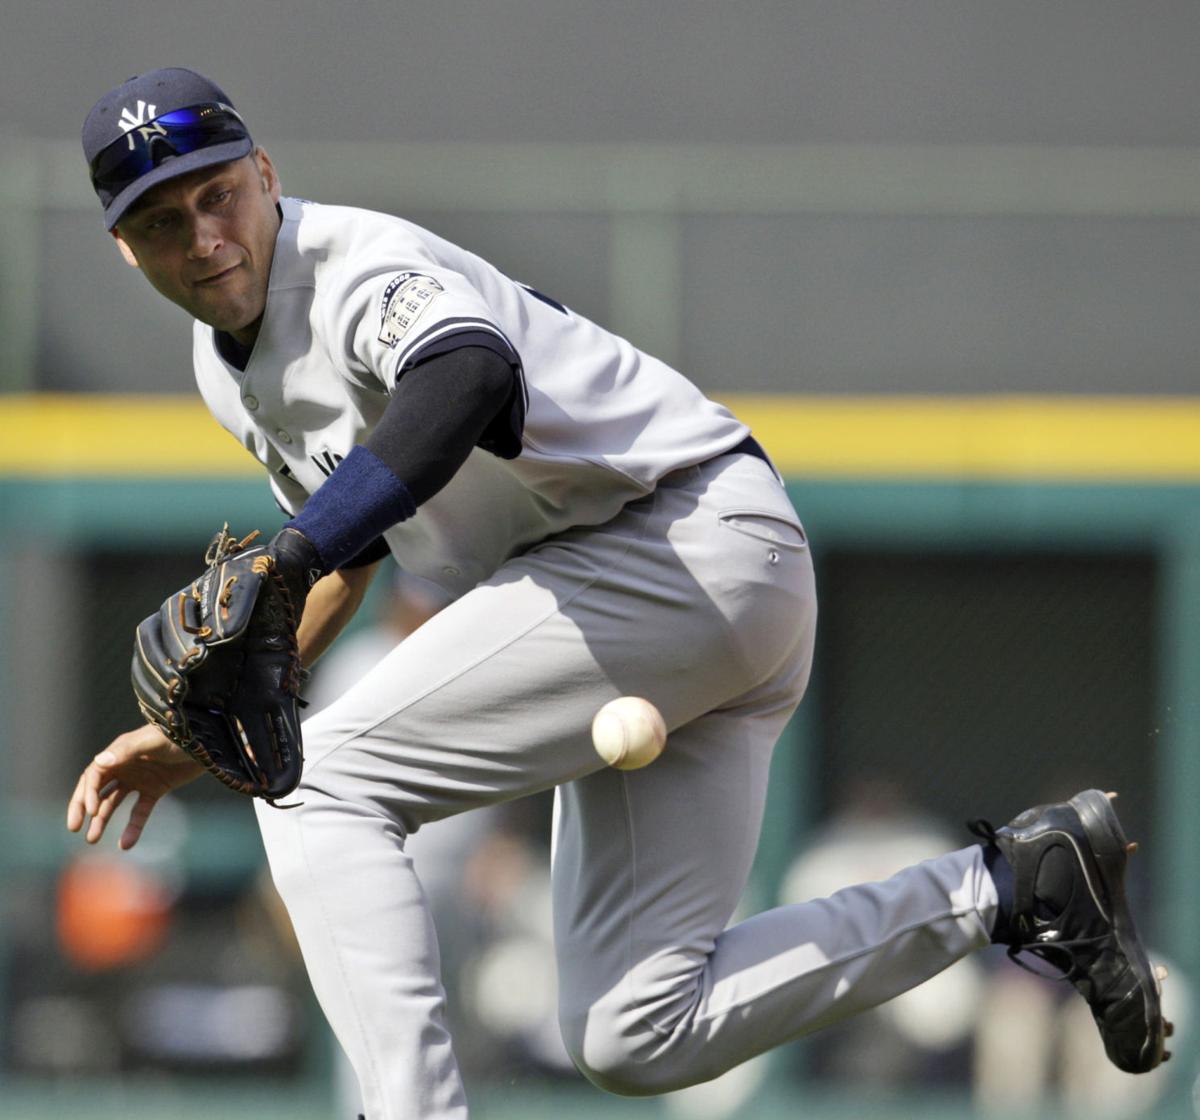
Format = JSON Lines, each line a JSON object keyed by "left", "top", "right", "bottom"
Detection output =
{"left": 67, "top": 68, "right": 1168, "bottom": 1118}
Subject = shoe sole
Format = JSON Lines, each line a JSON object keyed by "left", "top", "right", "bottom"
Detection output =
{"left": 1069, "top": 788, "right": 1166, "bottom": 1072}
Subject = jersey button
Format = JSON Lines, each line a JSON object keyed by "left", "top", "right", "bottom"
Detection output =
{"left": 277, "top": 429, "right": 293, "bottom": 444}
{"left": 243, "top": 394, "right": 259, "bottom": 411}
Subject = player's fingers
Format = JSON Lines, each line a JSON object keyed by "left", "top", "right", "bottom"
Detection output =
{"left": 66, "top": 769, "right": 90, "bottom": 831}
{"left": 93, "top": 782, "right": 126, "bottom": 825}
{"left": 119, "top": 793, "right": 159, "bottom": 851}
{"left": 68, "top": 766, "right": 111, "bottom": 832}
{"left": 85, "top": 784, "right": 129, "bottom": 845}
{"left": 82, "top": 750, "right": 118, "bottom": 820}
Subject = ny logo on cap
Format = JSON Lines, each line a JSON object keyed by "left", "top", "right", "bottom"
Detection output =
{"left": 117, "top": 100, "right": 167, "bottom": 151}
{"left": 118, "top": 100, "right": 157, "bottom": 132}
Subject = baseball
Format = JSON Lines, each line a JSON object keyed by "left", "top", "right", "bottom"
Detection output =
{"left": 591, "top": 696, "right": 667, "bottom": 770}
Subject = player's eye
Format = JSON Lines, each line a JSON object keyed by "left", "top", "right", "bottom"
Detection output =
{"left": 142, "top": 213, "right": 175, "bottom": 233}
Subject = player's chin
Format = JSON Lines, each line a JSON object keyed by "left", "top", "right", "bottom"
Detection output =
{"left": 191, "top": 291, "right": 264, "bottom": 335}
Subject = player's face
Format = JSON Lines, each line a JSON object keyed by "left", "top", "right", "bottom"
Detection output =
{"left": 112, "top": 149, "right": 282, "bottom": 345}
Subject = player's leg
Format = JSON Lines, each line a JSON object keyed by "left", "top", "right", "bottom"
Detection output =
{"left": 549, "top": 456, "right": 998, "bottom": 1093}
{"left": 255, "top": 798, "right": 467, "bottom": 1120}
{"left": 550, "top": 458, "right": 1165, "bottom": 1089}
{"left": 253, "top": 560, "right": 618, "bottom": 1120}
{"left": 552, "top": 697, "right": 999, "bottom": 1095}
{"left": 252, "top": 453, "right": 814, "bottom": 1119}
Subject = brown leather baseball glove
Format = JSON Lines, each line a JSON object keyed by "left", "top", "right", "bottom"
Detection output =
{"left": 130, "top": 524, "right": 319, "bottom": 803}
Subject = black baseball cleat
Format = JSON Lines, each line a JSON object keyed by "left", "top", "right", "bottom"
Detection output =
{"left": 970, "top": 788, "right": 1171, "bottom": 1074}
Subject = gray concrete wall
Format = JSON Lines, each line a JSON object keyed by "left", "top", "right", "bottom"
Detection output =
{"left": 7, "top": 1, "right": 1200, "bottom": 394}
{"left": 14, "top": 1, "right": 1200, "bottom": 146}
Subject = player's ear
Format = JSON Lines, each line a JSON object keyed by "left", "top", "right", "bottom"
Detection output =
{"left": 110, "top": 229, "right": 140, "bottom": 269}
{"left": 253, "top": 147, "right": 282, "bottom": 204}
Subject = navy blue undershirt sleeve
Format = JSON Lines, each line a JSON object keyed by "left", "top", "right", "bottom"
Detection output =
{"left": 286, "top": 346, "right": 518, "bottom": 572}
{"left": 369, "top": 345, "right": 518, "bottom": 502}
{"left": 341, "top": 535, "right": 392, "bottom": 569}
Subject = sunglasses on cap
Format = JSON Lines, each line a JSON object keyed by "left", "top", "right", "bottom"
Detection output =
{"left": 88, "top": 102, "right": 251, "bottom": 196}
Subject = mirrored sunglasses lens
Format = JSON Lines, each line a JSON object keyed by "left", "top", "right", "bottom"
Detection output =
{"left": 91, "top": 106, "right": 248, "bottom": 193}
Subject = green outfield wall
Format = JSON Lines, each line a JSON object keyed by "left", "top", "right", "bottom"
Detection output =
{"left": 1, "top": 395, "right": 1198, "bottom": 1119}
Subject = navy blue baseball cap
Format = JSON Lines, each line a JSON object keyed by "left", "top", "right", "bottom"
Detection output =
{"left": 83, "top": 68, "right": 254, "bottom": 230}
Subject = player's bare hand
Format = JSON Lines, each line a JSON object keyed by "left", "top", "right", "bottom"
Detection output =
{"left": 66, "top": 724, "right": 203, "bottom": 850}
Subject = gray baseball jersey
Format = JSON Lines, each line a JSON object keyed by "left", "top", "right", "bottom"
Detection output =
{"left": 187, "top": 198, "right": 999, "bottom": 1118}
{"left": 194, "top": 197, "right": 751, "bottom": 594}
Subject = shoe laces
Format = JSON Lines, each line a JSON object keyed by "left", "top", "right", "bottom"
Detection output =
{"left": 967, "top": 818, "right": 1111, "bottom": 989}
{"left": 967, "top": 818, "right": 997, "bottom": 845}
{"left": 1004, "top": 935, "right": 1113, "bottom": 986}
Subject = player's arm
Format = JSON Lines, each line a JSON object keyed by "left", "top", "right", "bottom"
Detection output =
{"left": 297, "top": 559, "right": 382, "bottom": 668}
{"left": 67, "top": 346, "right": 509, "bottom": 849}
{"left": 274, "top": 344, "right": 516, "bottom": 581}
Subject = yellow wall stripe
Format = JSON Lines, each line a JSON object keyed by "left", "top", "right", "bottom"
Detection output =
{"left": 728, "top": 395, "right": 1200, "bottom": 481}
{"left": 0, "top": 395, "right": 255, "bottom": 477}
{"left": 1, "top": 393, "right": 1198, "bottom": 481}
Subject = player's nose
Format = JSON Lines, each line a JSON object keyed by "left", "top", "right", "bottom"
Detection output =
{"left": 186, "top": 213, "right": 224, "bottom": 258}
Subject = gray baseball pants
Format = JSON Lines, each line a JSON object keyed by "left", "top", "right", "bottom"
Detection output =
{"left": 254, "top": 452, "right": 999, "bottom": 1119}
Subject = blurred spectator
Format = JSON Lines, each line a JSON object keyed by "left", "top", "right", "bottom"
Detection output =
{"left": 57, "top": 852, "right": 174, "bottom": 972}
{"left": 9, "top": 795, "right": 311, "bottom": 1080}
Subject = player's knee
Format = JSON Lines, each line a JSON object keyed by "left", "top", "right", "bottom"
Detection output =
{"left": 253, "top": 791, "right": 367, "bottom": 903}
{"left": 560, "top": 1028, "right": 663, "bottom": 1096}
{"left": 253, "top": 798, "right": 314, "bottom": 904}
{"left": 559, "top": 1002, "right": 699, "bottom": 1097}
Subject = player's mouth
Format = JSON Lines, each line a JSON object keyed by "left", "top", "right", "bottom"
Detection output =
{"left": 194, "top": 263, "right": 242, "bottom": 287}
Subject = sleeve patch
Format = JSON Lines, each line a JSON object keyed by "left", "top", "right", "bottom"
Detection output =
{"left": 378, "top": 273, "right": 444, "bottom": 348}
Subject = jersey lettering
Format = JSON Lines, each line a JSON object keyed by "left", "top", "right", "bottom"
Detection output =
{"left": 312, "top": 449, "right": 344, "bottom": 477}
